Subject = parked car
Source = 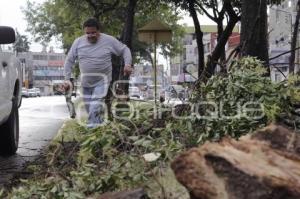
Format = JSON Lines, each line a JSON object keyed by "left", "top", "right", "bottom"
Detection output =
{"left": 145, "top": 85, "right": 163, "bottom": 100}
{"left": 129, "top": 86, "right": 142, "bottom": 99}
{"left": 33, "top": 88, "right": 41, "bottom": 97}
{"left": 0, "top": 26, "right": 22, "bottom": 155}
{"left": 21, "top": 87, "right": 29, "bottom": 98}
{"left": 28, "top": 88, "right": 37, "bottom": 97}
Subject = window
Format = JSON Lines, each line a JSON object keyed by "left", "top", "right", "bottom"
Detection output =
{"left": 34, "top": 76, "right": 64, "bottom": 81}
{"left": 276, "top": 10, "right": 280, "bottom": 23}
{"left": 285, "top": 14, "right": 290, "bottom": 24}
{"left": 0, "top": 44, "right": 13, "bottom": 52}
{"left": 275, "top": 73, "right": 282, "bottom": 82}
{"left": 49, "top": 55, "right": 62, "bottom": 60}
{"left": 278, "top": 66, "right": 288, "bottom": 72}
{"left": 33, "top": 55, "right": 47, "bottom": 60}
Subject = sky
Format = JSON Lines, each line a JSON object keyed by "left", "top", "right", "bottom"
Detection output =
{"left": 0, "top": 0, "right": 213, "bottom": 54}
{"left": 0, "top": 0, "right": 62, "bottom": 52}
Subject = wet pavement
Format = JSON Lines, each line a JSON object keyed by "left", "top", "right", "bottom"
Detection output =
{"left": 0, "top": 96, "right": 69, "bottom": 186}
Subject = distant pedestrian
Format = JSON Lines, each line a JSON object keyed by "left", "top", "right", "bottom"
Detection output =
{"left": 64, "top": 17, "right": 133, "bottom": 128}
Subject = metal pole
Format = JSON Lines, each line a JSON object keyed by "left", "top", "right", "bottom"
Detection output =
{"left": 154, "top": 32, "right": 157, "bottom": 114}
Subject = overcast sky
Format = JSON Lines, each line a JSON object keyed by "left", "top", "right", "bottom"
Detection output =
{"left": 0, "top": 0, "right": 62, "bottom": 52}
{"left": 0, "top": 1, "right": 212, "bottom": 53}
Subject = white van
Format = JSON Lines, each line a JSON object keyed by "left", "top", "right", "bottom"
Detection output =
{"left": 0, "top": 26, "right": 22, "bottom": 155}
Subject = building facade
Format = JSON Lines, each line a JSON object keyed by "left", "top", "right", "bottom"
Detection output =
{"left": 18, "top": 49, "right": 65, "bottom": 95}
{"left": 269, "top": 0, "right": 299, "bottom": 81}
{"left": 170, "top": 25, "right": 240, "bottom": 83}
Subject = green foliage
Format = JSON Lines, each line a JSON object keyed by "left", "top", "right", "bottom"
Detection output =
{"left": 6, "top": 57, "right": 300, "bottom": 198}
{"left": 22, "top": 0, "right": 89, "bottom": 49}
{"left": 22, "top": 0, "right": 184, "bottom": 61}
{"left": 78, "top": 103, "right": 183, "bottom": 165}
{"left": 13, "top": 31, "right": 30, "bottom": 53}
{"left": 6, "top": 102, "right": 185, "bottom": 198}
{"left": 191, "top": 57, "right": 300, "bottom": 141}
{"left": 10, "top": 175, "right": 85, "bottom": 199}
{"left": 286, "top": 75, "right": 300, "bottom": 103}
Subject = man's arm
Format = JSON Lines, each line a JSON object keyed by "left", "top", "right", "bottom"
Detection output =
{"left": 110, "top": 37, "right": 132, "bottom": 65}
{"left": 64, "top": 39, "right": 78, "bottom": 81}
{"left": 111, "top": 38, "right": 133, "bottom": 75}
{"left": 64, "top": 39, "right": 78, "bottom": 89}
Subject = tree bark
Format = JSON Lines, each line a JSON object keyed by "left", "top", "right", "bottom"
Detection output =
{"left": 120, "top": 0, "right": 136, "bottom": 50}
{"left": 196, "top": 0, "right": 226, "bottom": 63}
{"left": 203, "top": 2, "right": 240, "bottom": 80}
{"left": 240, "top": 0, "right": 269, "bottom": 74}
{"left": 118, "top": 0, "right": 137, "bottom": 96}
{"left": 188, "top": 0, "right": 205, "bottom": 79}
{"left": 106, "top": 0, "right": 137, "bottom": 119}
{"left": 217, "top": 22, "right": 226, "bottom": 63}
{"left": 289, "top": 0, "right": 300, "bottom": 74}
{"left": 171, "top": 124, "right": 300, "bottom": 199}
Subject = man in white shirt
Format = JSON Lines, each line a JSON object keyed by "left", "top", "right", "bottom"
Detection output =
{"left": 64, "top": 18, "right": 133, "bottom": 128}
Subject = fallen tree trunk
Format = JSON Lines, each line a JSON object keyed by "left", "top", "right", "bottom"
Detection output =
{"left": 171, "top": 124, "right": 300, "bottom": 199}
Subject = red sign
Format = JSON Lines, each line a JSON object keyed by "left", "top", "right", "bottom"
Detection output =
{"left": 48, "top": 60, "right": 64, "bottom": 67}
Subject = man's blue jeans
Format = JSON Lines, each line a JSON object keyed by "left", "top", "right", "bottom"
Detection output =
{"left": 82, "top": 83, "right": 108, "bottom": 128}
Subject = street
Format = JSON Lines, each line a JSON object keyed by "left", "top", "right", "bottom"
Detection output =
{"left": 0, "top": 96, "right": 69, "bottom": 186}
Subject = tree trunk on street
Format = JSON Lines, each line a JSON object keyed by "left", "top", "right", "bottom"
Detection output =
{"left": 171, "top": 124, "right": 300, "bottom": 199}
{"left": 289, "top": 0, "right": 300, "bottom": 74}
{"left": 240, "top": 0, "right": 269, "bottom": 75}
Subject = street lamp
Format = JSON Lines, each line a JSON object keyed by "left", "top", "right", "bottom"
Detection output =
{"left": 138, "top": 19, "right": 172, "bottom": 109}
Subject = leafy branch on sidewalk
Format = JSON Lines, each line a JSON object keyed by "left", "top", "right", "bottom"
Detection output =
{"left": 3, "top": 57, "right": 300, "bottom": 198}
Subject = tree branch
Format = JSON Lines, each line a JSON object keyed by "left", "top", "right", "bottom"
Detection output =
{"left": 212, "top": 0, "right": 219, "bottom": 19}
{"left": 269, "top": 46, "right": 300, "bottom": 61}
{"left": 201, "top": 1, "right": 240, "bottom": 80}
{"left": 85, "top": 0, "right": 97, "bottom": 12}
{"left": 195, "top": 1, "right": 216, "bottom": 22}
{"left": 103, "top": 0, "right": 120, "bottom": 13}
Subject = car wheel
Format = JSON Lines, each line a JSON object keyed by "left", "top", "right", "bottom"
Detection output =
{"left": 0, "top": 98, "right": 19, "bottom": 156}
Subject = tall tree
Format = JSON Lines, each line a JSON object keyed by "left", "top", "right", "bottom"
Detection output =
{"left": 81, "top": 0, "right": 120, "bottom": 20}
{"left": 240, "top": 0, "right": 269, "bottom": 74}
{"left": 188, "top": 0, "right": 205, "bottom": 78}
{"left": 165, "top": 0, "right": 241, "bottom": 79}
{"left": 196, "top": 0, "right": 227, "bottom": 62}
{"left": 201, "top": 0, "right": 241, "bottom": 79}
{"left": 13, "top": 31, "right": 30, "bottom": 53}
{"left": 22, "top": 0, "right": 182, "bottom": 61}
{"left": 166, "top": 0, "right": 205, "bottom": 78}
{"left": 289, "top": 0, "right": 300, "bottom": 74}
{"left": 118, "top": 0, "right": 137, "bottom": 86}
